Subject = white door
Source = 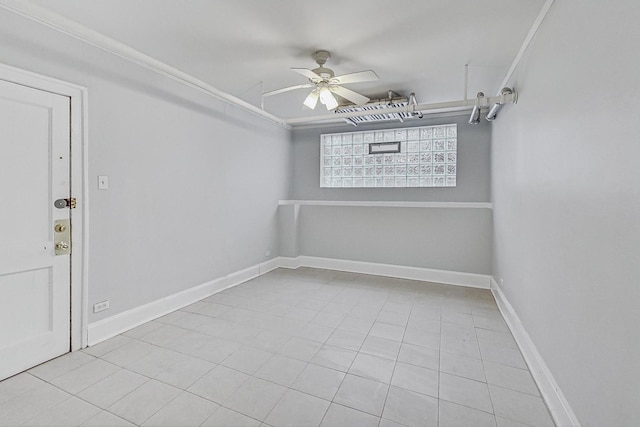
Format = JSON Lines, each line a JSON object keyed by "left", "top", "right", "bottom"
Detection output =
{"left": 0, "top": 79, "right": 71, "bottom": 381}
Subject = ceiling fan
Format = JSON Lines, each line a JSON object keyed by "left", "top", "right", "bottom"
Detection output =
{"left": 263, "top": 50, "right": 379, "bottom": 110}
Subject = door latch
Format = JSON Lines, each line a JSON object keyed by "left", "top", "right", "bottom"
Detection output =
{"left": 54, "top": 219, "right": 71, "bottom": 255}
{"left": 54, "top": 198, "right": 77, "bottom": 209}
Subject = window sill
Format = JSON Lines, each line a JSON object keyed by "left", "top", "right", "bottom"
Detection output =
{"left": 278, "top": 200, "right": 492, "bottom": 209}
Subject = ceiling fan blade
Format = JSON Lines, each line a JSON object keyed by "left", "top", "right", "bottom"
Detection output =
{"left": 332, "top": 70, "right": 379, "bottom": 85}
{"left": 303, "top": 89, "right": 319, "bottom": 109}
{"left": 263, "top": 83, "right": 314, "bottom": 97}
{"left": 330, "top": 85, "right": 370, "bottom": 106}
{"left": 291, "top": 68, "right": 322, "bottom": 81}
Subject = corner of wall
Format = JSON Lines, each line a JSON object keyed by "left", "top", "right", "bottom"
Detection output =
{"left": 490, "top": 277, "right": 581, "bottom": 427}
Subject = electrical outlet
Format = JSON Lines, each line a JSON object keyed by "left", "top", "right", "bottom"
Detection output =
{"left": 93, "top": 300, "right": 110, "bottom": 313}
{"left": 265, "top": 250, "right": 271, "bottom": 257}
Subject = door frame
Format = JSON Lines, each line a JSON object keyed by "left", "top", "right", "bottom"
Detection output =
{"left": 0, "top": 62, "right": 89, "bottom": 350}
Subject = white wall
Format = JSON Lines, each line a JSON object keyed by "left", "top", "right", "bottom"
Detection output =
{"left": 491, "top": 1, "right": 640, "bottom": 425}
{"left": 0, "top": 10, "right": 291, "bottom": 323}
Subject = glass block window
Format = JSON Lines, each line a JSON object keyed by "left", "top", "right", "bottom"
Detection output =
{"left": 320, "top": 124, "right": 457, "bottom": 188}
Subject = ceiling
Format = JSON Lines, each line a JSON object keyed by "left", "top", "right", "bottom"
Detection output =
{"left": 29, "top": 0, "right": 546, "bottom": 121}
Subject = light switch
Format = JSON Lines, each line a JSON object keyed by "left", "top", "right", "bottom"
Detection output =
{"left": 98, "top": 175, "right": 109, "bottom": 190}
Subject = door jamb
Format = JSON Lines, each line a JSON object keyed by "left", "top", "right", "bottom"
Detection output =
{"left": 0, "top": 62, "right": 89, "bottom": 350}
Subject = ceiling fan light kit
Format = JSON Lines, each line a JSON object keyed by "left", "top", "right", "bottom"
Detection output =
{"left": 303, "top": 90, "right": 319, "bottom": 109}
{"left": 318, "top": 83, "right": 339, "bottom": 110}
{"left": 263, "top": 50, "right": 379, "bottom": 111}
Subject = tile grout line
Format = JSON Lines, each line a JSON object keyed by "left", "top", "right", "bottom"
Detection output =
{"left": 1, "top": 268, "right": 553, "bottom": 427}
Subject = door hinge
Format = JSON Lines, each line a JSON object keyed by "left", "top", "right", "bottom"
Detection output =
{"left": 54, "top": 197, "right": 77, "bottom": 209}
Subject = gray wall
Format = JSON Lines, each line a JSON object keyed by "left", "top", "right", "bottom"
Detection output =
{"left": 491, "top": 1, "right": 640, "bottom": 425}
{"left": 0, "top": 10, "right": 291, "bottom": 323}
{"left": 299, "top": 206, "right": 492, "bottom": 274}
{"left": 286, "top": 115, "right": 492, "bottom": 275}
{"left": 292, "top": 115, "right": 491, "bottom": 202}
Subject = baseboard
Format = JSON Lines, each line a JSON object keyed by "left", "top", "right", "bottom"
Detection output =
{"left": 279, "top": 255, "right": 491, "bottom": 289}
{"left": 490, "top": 278, "right": 580, "bottom": 427}
{"left": 258, "top": 256, "right": 281, "bottom": 275}
{"left": 87, "top": 255, "right": 490, "bottom": 347}
{"left": 87, "top": 259, "right": 276, "bottom": 346}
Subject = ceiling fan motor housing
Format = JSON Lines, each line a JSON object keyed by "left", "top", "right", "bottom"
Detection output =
{"left": 312, "top": 66, "right": 334, "bottom": 80}
{"left": 312, "top": 50, "right": 331, "bottom": 65}
{"left": 311, "top": 50, "right": 334, "bottom": 80}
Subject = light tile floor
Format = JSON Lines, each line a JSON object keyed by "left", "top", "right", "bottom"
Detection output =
{"left": 0, "top": 268, "right": 556, "bottom": 426}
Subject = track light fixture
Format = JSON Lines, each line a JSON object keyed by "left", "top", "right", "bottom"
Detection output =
{"left": 409, "top": 92, "right": 423, "bottom": 118}
{"left": 387, "top": 90, "right": 395, "bottom": 106}
{"left": 486, "top": 87, "right": 514, "bottom": 121}
{"left": 485, "top": 103, "right": 501, "bottom": 121}
{"left": 468, "top": 106, "right": 480, "bottom": 124}
{"left": 468, "top": 92, "right": 484, "bottom": 124}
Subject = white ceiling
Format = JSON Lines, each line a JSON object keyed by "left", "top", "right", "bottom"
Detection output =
{"left": 31, "top": 0, "right": 546, "bottom": 120}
